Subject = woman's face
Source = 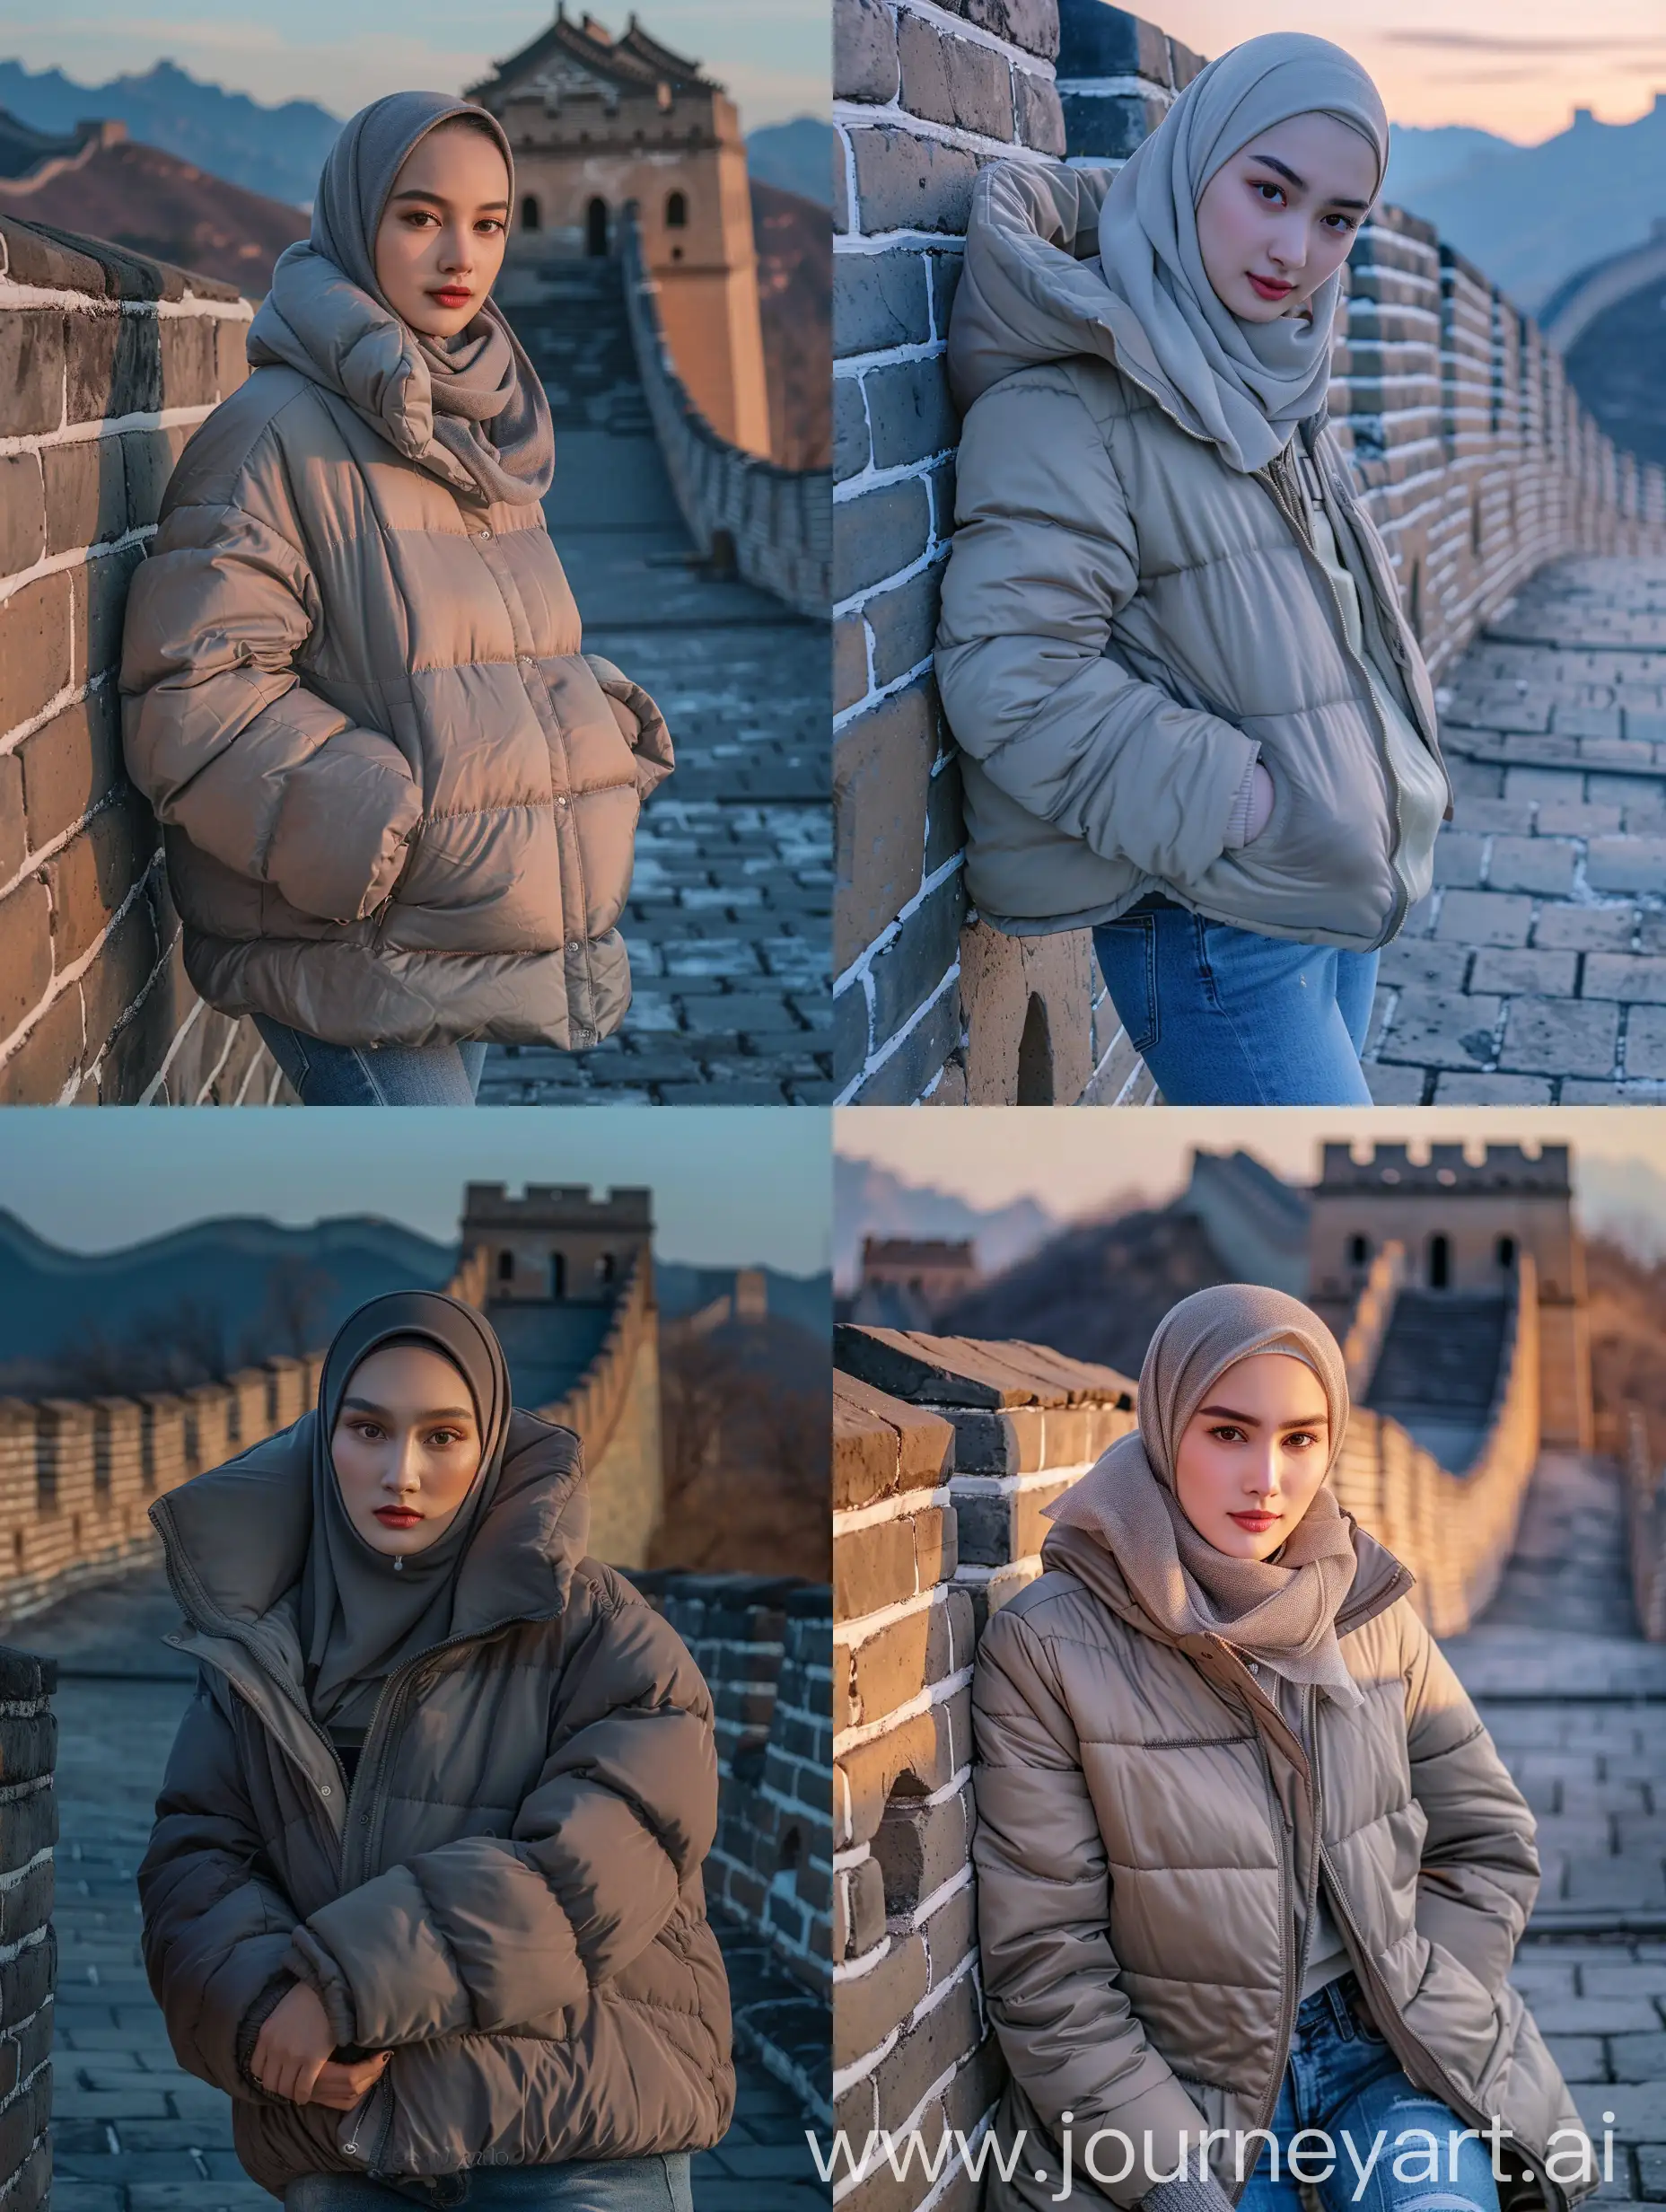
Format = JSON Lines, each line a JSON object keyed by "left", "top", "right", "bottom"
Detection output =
{"left": 1195, "top": 110, "right": 1378, "bottom": 325}
{"left": 372, "top": 119, "right": 510, "bottom": 339}
{"left": 331, "top": 1342, "right": 484, "bottom": 1556}
{"left": 1171, "top": 1352, "right": 1332, "bottom": 1561}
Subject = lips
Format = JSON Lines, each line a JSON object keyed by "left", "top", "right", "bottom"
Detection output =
{"left": 1249, "top": 274, "right": 1294, "bottom": 301}
{"left": 1230, "top": 1510, "right": 1278, "bottom": 1528}
{"left": 375, "top": 1507, "right": 423, "bottom": 1527}
{"left": 430, "top": 288, "right": 471, "bottom": 308}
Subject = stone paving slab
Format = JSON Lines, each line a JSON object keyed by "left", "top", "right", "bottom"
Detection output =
{"left": 476, "top": 268, "right": 831, "bottom": 1108}
{"left": 1366, "top": 557, "right": 1666, "bottom": 1100}
{"left": 26, "top": 1580, "right": 829, "bottom": 2212}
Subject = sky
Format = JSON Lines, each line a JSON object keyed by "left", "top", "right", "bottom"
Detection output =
{"left": 1155, "top": 0, "right": 1666, "bottom": 140}
{"left": 835, "top": 1108, "right": 1666, "bottom": 1247}
{"left": 0, "top": 0, "right": 829, "bottom": 132}
{"left": 0, "top": 1109, "right": 831, "bottom": 1275}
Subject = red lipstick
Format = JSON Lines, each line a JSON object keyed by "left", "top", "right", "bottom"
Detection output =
{"left": 375, "top": 1506, "right": 423, "bottom": 1528}
{"left": 1230, "top": 1509, "right": 1279, "bottom": 1532}
{"left": 430, "top": 286, "right": 472, "bottom": 309}
{"left": 1249, "top": 274, "right": 1294, "bottom": 302}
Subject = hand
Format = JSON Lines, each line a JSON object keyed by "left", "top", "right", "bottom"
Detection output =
{"left": 252, "top": 1981, "right": 382, "bottom": 2106}
{"left": 310, "top": 2052, "right": 391, "bottom": 2111}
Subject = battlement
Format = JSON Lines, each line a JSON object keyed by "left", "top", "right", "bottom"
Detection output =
{"left": 1317, "top": 1144, "right": 1574, "bottom": 1195}
{"left": 461, "top": 1183, "right": 655, "bottom": 1233}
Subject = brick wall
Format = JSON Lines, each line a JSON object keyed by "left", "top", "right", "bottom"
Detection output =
{"left": 0, "top": 215, "right": 285, "bottom": 1104}
{"left": 627, "top": 1568, "right": 834, "bottom": 2117}
{"left": 830, "top": 1312, "right": 1546, "bottom": 2207}
{"left": 0, "top": 1646, "right": 56, "bottom": 2212}
{"left": 831, "top": 0, "right": 1666, "bottom": 1107}
{"left": 623, "top": 212, "right": 833, "bottom": 619}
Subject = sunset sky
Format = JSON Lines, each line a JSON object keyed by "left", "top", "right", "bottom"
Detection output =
{"left": 0, "top": 0, "right": 828, "bottom": 131}
{"left": 0, "top": 1110, "right": 832, "bottom": 1274}
{"left": 1157, "top": 0, "right": 1666, "bottom": 139}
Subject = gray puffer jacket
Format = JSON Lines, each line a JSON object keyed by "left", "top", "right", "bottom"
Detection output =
{"left": 136, "top": 1411, "right": 733, "bottom": 2196}
{"left": 971, "top": 1515, "right": 1594, "bottom": 2212}
{"left": 935, "top": 162, "right": 1451, "bottom": 952}
{"left": 120, "top": 349, "right": 671, "bottom": 1051}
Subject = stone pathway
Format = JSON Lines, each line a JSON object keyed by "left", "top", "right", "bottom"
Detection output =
{"left": 478, "top": 260, "right": 831, "bottom": 1107}
{"left": 1366, "top": 555, "right": 1666, "bottom": 1101}
{"left": 22, "top": 1571, "right": 828, "bottom": 2212}
{"left": 1442, "top": 1451, "right": 1666, "bottom": 2208}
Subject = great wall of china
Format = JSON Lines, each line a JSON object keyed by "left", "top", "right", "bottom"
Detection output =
{"left": 0, "top": 1185, "right": 834, "bottom": 2203}
{"left": 832, "top": 0, "right": 1666, "bottom": 1105}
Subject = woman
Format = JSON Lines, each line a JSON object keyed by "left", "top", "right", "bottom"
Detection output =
{"left": 120, "top": 95, "right": 672, "bottom": 1107}
{"left": 970, "top": 1284, "right": 1596, "bottom": 2212}
{"left": 137, "top": 1292, "right": 731, "bottom": 2210}
{"left": 935, "top": 37, "right": 1450, "bottom": 1105}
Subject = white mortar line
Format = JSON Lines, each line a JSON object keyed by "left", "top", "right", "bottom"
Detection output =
{"left": 835, "top": 99, "right": 1058, "bottom": 166}
{"left": 836, "top": 1582, "right": 945, "bottom": 1648}
{"left": 0, "top": 400, "right": 217, "bottom": 462}
{"left": 0, "top": 854, "right": 157, "bottom": 1071}
{"left": 0, "top": 280, "right": 251, "bottom": 320}
{"left": 833, "top": 1483, "right": 953, "bottom": 1535}
{"left": 0, "top": 522, "right": 156, "bottom": 608}
{"left": 834, "top": 1661, "right": 972, "bottom": 1754}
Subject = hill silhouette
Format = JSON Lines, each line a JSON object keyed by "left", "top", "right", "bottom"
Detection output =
{"left": 0, "top": 57, "right": 338, "bottom": 206}
{"left": 0, "top": 125, "right": 306, "bottom": 292}
{"left": 744, "top": 117, "right": 832, "bottom": 209}
{"left": 750, "top": 178, "right": 830, "bottom": 470}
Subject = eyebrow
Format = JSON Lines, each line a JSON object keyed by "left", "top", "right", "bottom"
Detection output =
{"left": 389, "top": 188, "right": 510, "bottom": 213}
{"left": 1247, "top": 153, "right": 1371, "bottom": 211}
{"left": 1198, "top": 1404, "right": 1328, "bottom": 1427}
{"left": 341, "top": 1396, "right": 476, "bottom": 1420}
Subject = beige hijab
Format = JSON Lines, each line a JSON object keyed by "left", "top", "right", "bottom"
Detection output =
{"left": 1043, "top": 1282, "right": 1367, "bottom": 1705}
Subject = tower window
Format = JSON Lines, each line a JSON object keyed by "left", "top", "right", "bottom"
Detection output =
{"left": 585, "top": 195, "right": 608, "bottom": 256}
{"left": 1429, "top": 1233, "right": 1451, "bottom": 1290}
{"left": 665, "top": 189, "right": 688, "bottom": 230}
{"left": 1496, "top": 1235, "right": 1516, "bottom": 1269}
{"left": 1347, "top": 1233, "right": 1369, "bottom": 1266}
{"left": 550, "top": 1252, "right": 567, "bottom": 1299}
{"left": 521, "top": 194, "right": 540, "bottom": 232}
{"left": 497, "top": 1251, "right": 514, "bottom": 1283}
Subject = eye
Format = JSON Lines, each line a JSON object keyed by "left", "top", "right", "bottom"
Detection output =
{"left": 1209, "top": 1423, "right": 1249, "bottom": 1444}
{"left": 1323, "top": 213, "right": 1358, "bottom": 234}
{"left": 476, "top": 219, "right": 504, "bottom": 236}
{"left": 350, "top": 1419, "right": 385, "bottom": 1442}
{"left": 1283, "top": 1428, "right": 1321, "bottom": 1451}
{"left": 1254, "top": 180, "right": 1285, "bottom": 206}
{"left": 425, "top": 1426, "right": 466, "bottom": 1448}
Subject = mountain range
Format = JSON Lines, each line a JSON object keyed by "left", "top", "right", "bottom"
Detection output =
{"left": 1382, "top": 101, "right": 1666, "bottom": 312}
{"left": 832, "top": 1154, "right": 1058, "bottom": 1292}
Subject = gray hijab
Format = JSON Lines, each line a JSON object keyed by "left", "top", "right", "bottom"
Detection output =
{"left": 248, "top": 91, "right": 555, "bottom": 506}
{"left": 1044, "top": 1282, "right": 1369, "bottom": 1706}
{"left": 1095, "top": 32, "right": 1388, "bottom": 471}
{"left": 298, "top": 1291, "right": 513, "bottom": 1727}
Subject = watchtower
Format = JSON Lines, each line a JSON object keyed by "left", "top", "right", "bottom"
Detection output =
{"left": 1308, "top": 1144, "right": 1591, "bottom": 1450}
{"left": 461, "top": 1182, "right": 653, "bottom": 1307}
{"left": 467, "top": 7, "right": 771, "bottom": 454}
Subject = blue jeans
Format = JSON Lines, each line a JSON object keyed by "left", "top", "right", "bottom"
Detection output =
{"left": 1237, "top": 1975, "right": 1503, "bottom": 2212}
{"left": 255, "top": 1018, "right": 489, "bottom": 1107}
{"left": 1092, "top": 903, "right": 1379, "bottom": 1105}
{"left": 285, "top": 2155, "right": 692, "bottom": 2212}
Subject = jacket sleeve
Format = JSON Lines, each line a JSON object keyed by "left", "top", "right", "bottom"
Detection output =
{"left": 972, "top": 1602, "right": 1209, "bottom": 2206}
{"left": 1402, "top": 1603, "right": 1539, "bottom": 1995}
{"left": 934, "top": 373, "right": 1260, "bottom": 887}
{"left": 136, "top": 1681, "right": 303, "bottom": 2102}
{"left": 120, "top": 496, "right": 423, "bottom": 923}
{"left": 284, "top": 1597, "right": 717, "bottom": 2050}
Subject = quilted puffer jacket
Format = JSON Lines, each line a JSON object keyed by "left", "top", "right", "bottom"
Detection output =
{"left": 969, "top": 1514, "right": 1596, "bottom": 2212}
{"left": 136, "top": 1411, "right": 733, "bottom": 2195}
{"left": 119, "top": 364, "right": 672, "bottom": 1050}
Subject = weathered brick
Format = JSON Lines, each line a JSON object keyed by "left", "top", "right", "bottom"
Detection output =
{"left": 1432, "top": 1072, "right": 1554, "bottom": 1103}
{"left": 848, "top": 971, "right": 962, "bottom": 1102}
{"left": 833, "top": 475, "right": 932, "bottom": 602}
{"left": 1014, "top": 68, "right": 1065, "bottom": 155}
{"left": 0, "top": 310, "right": 66, "bottom": 437}
{"left": 1588, "top": 838, "right": 1666, "bottom": 894}
{"left": 1056, "top": 0, "right": 1167, "bottom": 81}
{"left": 44, "top": 794, "right": 153, "bottom": 969}
{"left": 834, "top": 374, "right": 872, "bottom": 484}
{"left": 1434, "top": 889, "right": 1534, "bottom": 947}
{"left": 867, "top": 555, "right": 945, "bottom": 689}
{"left": 0, "top": 1710, "right": 56, "bottom": 1787}
{"left": 1485, "top": 834, "right": 1577, "bottom": 895}
{"left": 835, "top": 610, "right": 870, "bottom": 715}
{"left": 864, "top": 353, "right": 958, "bottom": 470}
{"left": 215, "top": 315, "right": 250, "bottom": 399}
{"left": 1535, "top": 904, "right": 1636, "bottom": 950}
{"left": 1584, "top": 954, "right": 1666, "bottom": 1003}
{"left": 899, "top": 16, "right": 1014, "bottom": 141}
{"left": 1469, "top": 946, "right": 1579, "bottom": 997}
{"left": 835, "top": 678, "right": 942, "bottom": 965}
{"left": 870, "top": 862, "right": 964, "bottom": 1038}
{"left": 0, "top": 754, "right": 25, "bottom": 883}
{"left": 65, "top": 306, "right": 162, "bottom": 425}
{"left": 1060, "top": 87, "right": 1165, "bottom": 159}
{"left": 834, "top": 250, "right": 931, "bottom": 358}
{"left": 41, "top": 437, "right": 127, "bottom": 557}
{"left": 1377, "top": 988, "right": 1502, "bottom": 1070}
{"left": 0, "top": 878, "right": 54, "bottom": 1042}
{"left": 158, "top": 315, "right": 219, "bottom": 408}
{"left": 17, "top": 688, "right": 123, "bottom": 852}
{"left": 1624, "top": 1006, "right": 1666, "bottom": 1080}
{"left": 0, "top": 570, "right": 73, "bottom": 740}
{"left": 850, "top": 125, "right": 979, "bottom": 236}
{"left": 836, "top": 0, "right": 901, "bottom": 103}
{"left": 0, "top": 1781, "right": 57, "bottom": 1878}
{"left": 122, "top": 425, "right": 192, "bottom": 530}
{"left": 0, "top": 451, "right": 46, "bottom": 578}
{"left": 952, "top": 0, "right": 1057, "bottom": 60}
{"left": 74, "top": 540, "right": 145, "bottom": 684}
{"left": 0, "top": 975, "right": 84, "bottom": 1104}
{"left": 78, "top": 883, "right": 163, "bottom": 1058}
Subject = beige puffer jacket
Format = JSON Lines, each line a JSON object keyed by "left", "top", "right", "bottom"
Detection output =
{"left": 971, "top": 1515, "right": 1595, "bottom": 2212}
{"left": 136, "top": 1411, "right": 733, "bottom": 2196}
{"left": 119, "top": 364, "right": 672, "bottom": 1050}
{"left": 935, "top": 162, "right": 1451, "bottom": 952}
